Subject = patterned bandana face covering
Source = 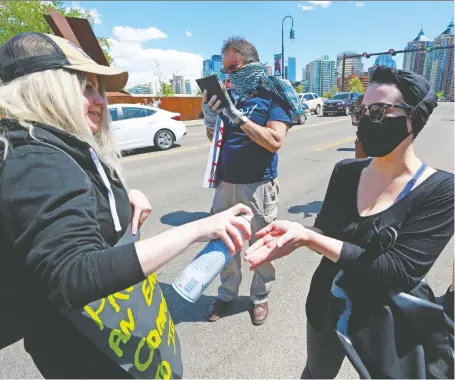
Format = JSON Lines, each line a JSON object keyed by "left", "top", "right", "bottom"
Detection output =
{"left": 228, "top": 62, "right": 303, "bottom": 115}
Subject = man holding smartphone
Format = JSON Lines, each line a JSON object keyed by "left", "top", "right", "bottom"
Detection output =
{"left": 202, "top": 36, "right": 296, "bottom": 325}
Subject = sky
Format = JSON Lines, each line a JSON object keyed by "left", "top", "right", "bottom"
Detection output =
{"left": 64, "top": 1, "right": 455, "bottom": 88}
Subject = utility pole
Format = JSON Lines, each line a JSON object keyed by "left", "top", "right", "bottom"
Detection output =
{"left": 341, "top": 53, "right": 346, "bottom": 92}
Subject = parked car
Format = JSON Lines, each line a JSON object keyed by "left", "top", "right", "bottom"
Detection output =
{"left": 322, "top": 91, "right": 362, "bottom": 116}
{"left": 299, "top": 92, "right": 324, "bottom": 115}
{"left": 293, "top": 102, "right": 311, "bottom": 125}
{"left": 108, "top": 104, "right": 186, "bottom": 152}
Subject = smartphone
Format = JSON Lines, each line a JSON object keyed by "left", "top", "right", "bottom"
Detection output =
{"left": 196, "top": 75, "right": 230, "bottom": 109}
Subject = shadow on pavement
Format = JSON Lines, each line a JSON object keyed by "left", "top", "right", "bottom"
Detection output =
{"left": 160, "top": 211, "right": 211, "bottom": 227}
{"left": 121, "top": 144, "right": 182, "bottom": 157}
{"left": 160, "top": 283, "right": 251, "bottom": 324}
{"left": 288, "top": 201, "right": 323, "bottom": 218}
{"left": 337, "top": 148, "right": 355, "bottom": 152}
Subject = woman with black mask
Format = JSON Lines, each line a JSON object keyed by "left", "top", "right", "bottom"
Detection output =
{"left": 244, "top": 66, "right": 454, "bottom": 378}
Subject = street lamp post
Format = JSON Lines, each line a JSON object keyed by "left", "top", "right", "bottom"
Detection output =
{"left": 281, "top": 15, "right": 295, "bottom": 80}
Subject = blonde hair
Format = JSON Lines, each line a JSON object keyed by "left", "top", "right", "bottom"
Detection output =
{"left": 0, "top": 68, "right": 123, "bottom": 180}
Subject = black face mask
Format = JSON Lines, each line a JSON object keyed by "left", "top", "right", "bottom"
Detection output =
{"left": 357, "top": 116, "right": 412, "bottom": 157}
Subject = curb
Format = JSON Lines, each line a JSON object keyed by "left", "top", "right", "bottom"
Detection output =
{"left": 184, "top": 119, "right": 205, "bottom": 128}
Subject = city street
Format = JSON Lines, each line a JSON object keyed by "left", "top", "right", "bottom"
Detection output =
{"left": 1, "top": 103, "right": 453, "bottom": 379}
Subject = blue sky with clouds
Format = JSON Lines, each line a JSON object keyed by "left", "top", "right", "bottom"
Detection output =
{"left": 66, "top": 1, "right": 454, "bottom": 87}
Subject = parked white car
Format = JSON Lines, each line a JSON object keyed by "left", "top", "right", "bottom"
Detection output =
{"left": 299, "top": 92, "right": 325, "bottom": 115}
{"left": 108, "top": 104, "right": 186, "bottom": 152}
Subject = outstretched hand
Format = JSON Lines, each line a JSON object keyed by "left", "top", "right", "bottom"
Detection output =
{"left": 244, "top": 220, "right": 310, "bottom": 270}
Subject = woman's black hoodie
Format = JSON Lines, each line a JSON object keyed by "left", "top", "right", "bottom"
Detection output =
{"left": 0, "top": 120, "right": 145, "bottom": 378}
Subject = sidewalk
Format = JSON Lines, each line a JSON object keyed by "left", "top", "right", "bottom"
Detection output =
{"left": 184, "top": 119, "right": 205, "bottom": 127}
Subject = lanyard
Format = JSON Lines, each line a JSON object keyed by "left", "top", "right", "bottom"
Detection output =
{"left": 395, "top": 162, "right": 428, "bottom": 203}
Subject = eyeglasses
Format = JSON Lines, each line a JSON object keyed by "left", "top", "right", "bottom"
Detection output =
{"left": 220, "top": 60, "right": 253, "bottom": 74}
{"left": 352, "top": 102, "right": 412, "bottom": 123}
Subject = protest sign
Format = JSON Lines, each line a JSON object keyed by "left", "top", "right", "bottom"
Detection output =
{"left": 61, "top": 228, "right": 183, "bottom": 379}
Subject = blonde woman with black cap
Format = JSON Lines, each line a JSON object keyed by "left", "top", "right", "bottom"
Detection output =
{"left": 0, "top": 32, "right": 252, "bottom": 378}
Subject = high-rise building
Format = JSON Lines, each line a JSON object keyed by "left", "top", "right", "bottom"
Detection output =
{"left": 402, "top": 21, "right": 454, "bottom": 97}
{"left": 336, "top": 51, "right": 364, "bottom": 88}
{"left": 402, "top": 27, "right": 432, "bottom": 76}
{"left": 306, "top": 55, "right": 336, "bottom": 96}
{"left": 288, "top": 57, "right": 297, "bottom": 82}
{"left": 203, "top": 59, "right": 212, "bottom": 77}
{"left": 285, "top": 65, "right": 288, "bottom": 79}
{"left": 368, "top": 54, "right": 397, "bottom": 78}
{"left": 427, "top": 20, "right": 454, "bottom": 97}
{"left": 301, "top": 79, "right": 309, "bottom": 92}
{"left": 202, "top": 55, "right": 227, "bottom": 80}
{"left": 302, "top": 67, "right": 307, "bottom": 81}
{"left": 173, "top": 74, "right": 185, "bottom": 94}
{"left": 185, "top": 79, "right": 192, "bottom": 95}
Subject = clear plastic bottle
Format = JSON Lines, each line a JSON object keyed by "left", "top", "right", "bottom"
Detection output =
{"left": 172, "top": 214, "right": 252, "bottom": 303}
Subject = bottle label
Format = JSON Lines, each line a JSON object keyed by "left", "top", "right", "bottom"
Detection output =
{"left": 172, "top": 239, "right": 232, "bottom": 303}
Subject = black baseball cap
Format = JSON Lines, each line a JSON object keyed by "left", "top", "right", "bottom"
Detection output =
{"left": 0, "top": 32, "right": 128, "bottom": 92}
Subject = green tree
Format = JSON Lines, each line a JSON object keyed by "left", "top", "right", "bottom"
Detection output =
{"left": 159, "top": 81, "right": 174, "bottom": 97}
{"left": 295, "top": 84, "right": 303, "bottom": 94}
{"left": 347, "top": 77, "right": 365, "bottom": 94}
{"left": 0, "top": 1, "right": 113, "bottom": 64}
{"left": 195, "top": 89, "right": 202, "bottom": 96}
{"left": 323, "top": 87, "right": 339, "bottom": 99}
{"left": 436, "top": 91, "right": 445, "bottom": 99}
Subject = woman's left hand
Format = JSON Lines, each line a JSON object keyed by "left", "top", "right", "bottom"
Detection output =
{"left": 244, "top": 220, "right": 310, "bottom": 270}
{"left": 128, "top": 189, "right": 152, "bottom": 235}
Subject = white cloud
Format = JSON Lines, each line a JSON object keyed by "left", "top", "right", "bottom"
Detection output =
{"left": 308, "top": 1, "right": 332, "bottom": 8}
{"left": 109, "top": 38, "right": 203, "bottom": 88}
{"left": 298, "top": 4, "right": 314, "bottom": 11}
{"left": 298, "top": 1, "right": 331, "bottom": 11}
{"left": 67, "top": 1, "right": 102, "bottom": 25}
{"left": 185, "top": 30, "right": 193, "bottom": 37}
{"left": 356, "top": 2, "right": 365, "bottom": 6}
{"left": 112, "top": 26, "right": 168, "bottom": 42}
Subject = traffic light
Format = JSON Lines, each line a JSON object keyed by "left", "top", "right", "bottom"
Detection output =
{"left": 362, "top": 52, "right": 370, "bottom": 58}
{"left": 290, "top": 28, "right": 295, "bottom": 40}
{"left": 388, "top": 49, "right": 396, "bottom": 56}
{"left": 425, "top": 46, "right": 433, "bottom": 52}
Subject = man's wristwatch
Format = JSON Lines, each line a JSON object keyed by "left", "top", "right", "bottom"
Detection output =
{"left": 235, "top": 115, "right": 249, "bottom": 126}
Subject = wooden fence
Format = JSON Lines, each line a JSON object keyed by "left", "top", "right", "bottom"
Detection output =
{"left": 107, "top": 95, "right": 203, "bottom": 121}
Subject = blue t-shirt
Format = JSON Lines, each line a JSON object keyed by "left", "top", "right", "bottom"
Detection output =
{"left": 217, "top": 88, "right": 293, "bottom": 184}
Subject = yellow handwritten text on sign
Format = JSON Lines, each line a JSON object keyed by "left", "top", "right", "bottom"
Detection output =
{"left": 83, "top": 273, "right": 177, "bottom": 378}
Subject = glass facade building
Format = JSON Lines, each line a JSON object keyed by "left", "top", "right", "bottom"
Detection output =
{"left": 287, "top": 57, "right": 297, "bottom": 82}
{"left": 368, "top": 54, "right": 397, "bottom": 78}
{"left": 202, "top": 55, "right": 227, "bottom": 80}
{"left": 306, "top": 56, "right": 336, "bottom": 96}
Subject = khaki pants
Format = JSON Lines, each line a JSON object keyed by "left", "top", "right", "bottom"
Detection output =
{"left": 211, "top": 179, "right": 279, "bottom": 305}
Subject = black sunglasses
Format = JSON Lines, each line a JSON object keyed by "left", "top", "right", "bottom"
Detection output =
{"left": 352, "top": 102, "right": 411, "bottom": 123}
{"left": 220, "top": 60, "right": 254, "bottom": 74}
